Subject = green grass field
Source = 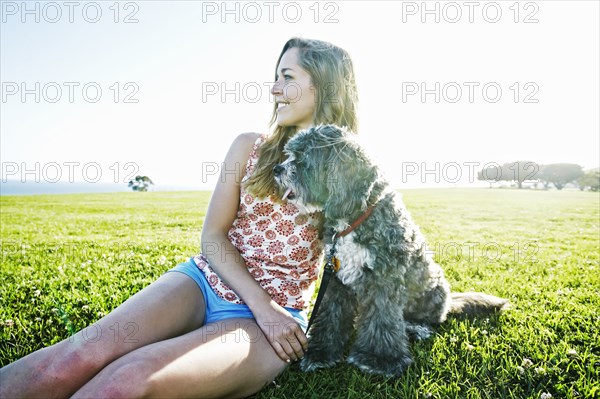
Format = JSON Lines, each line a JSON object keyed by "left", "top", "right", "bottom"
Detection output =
{"left": 1, "top": 188, "right": 598, "bottom": 398}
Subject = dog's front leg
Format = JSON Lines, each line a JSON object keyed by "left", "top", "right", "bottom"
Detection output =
{"left": 347, "top": 284, "right": 413, "bottom": 377}
{"left": 300, "top": 276, "right": 357, "bottom": 372}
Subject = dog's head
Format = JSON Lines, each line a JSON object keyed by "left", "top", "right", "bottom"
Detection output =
{"left": 273, "top": 124, "right": 380, "bottom": 221}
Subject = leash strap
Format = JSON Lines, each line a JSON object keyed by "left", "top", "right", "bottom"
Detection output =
{"left": 304, "top": 203, "right": 378, "bottom": 334}
{"left": 305, "top": 241, "right": 337, "bottom": 334}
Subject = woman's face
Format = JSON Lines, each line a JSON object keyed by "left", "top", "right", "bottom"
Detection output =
{"left": 271, "top": 47, "right": 316, "bottom": 131}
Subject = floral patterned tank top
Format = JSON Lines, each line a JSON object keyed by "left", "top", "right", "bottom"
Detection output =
{"left": 193, "top": 135, "right": 324, "bottom": 310}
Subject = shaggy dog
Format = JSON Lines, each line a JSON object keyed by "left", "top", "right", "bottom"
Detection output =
{"left": 273, "top": 124, "right": 509, "bottom": 377}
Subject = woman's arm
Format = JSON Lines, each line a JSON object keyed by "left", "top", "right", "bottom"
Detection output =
{"left": 200, "top": 132, "right": 307, "bottom": 363}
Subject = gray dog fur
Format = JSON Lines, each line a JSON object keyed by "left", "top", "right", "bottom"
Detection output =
{"left": 274, "top": 124, "right": 509, "bottom": 377}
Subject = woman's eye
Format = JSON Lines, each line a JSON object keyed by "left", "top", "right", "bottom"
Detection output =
{"left": 275, "top": 74, "right": 292, "bottom": 81}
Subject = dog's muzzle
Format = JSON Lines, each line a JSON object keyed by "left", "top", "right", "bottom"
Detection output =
{"left": 273, "top": 164, "right": 295, "bottom": 200}
{"left": 273, "top": 164, "right": 284, "bottom": 176}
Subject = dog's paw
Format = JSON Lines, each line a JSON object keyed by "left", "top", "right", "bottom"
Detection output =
{"left": 347, "top": 351, "right": 412, "bottom": 377}
{"left": 405, "top": 324, "right": 433, "bottom": 341}
{"left": 299, "top": 351, "right": 342, "bottom": 372}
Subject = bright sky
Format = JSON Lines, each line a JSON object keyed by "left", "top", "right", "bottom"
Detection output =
{"left": 1, "top": 0, "right": 598, "bottom": 189}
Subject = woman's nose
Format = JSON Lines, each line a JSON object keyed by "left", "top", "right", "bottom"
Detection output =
{"left": 271, "top": 80, "right": 282, "bottom": 95}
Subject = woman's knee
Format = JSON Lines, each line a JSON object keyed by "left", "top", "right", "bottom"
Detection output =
{"left": 79, "top": 360, "right": 154, "bottom": 399}
{"left": 239, "top": 360, "right": 288, "bottom": 398}
{"left": 32, "top": 339, "right": 94, "bottom": 382}
{"left": 239, "top": 342, "right": 289, "bottom": 396}
{"left": 59, "top": 326, "right": 122, "bottom": 371}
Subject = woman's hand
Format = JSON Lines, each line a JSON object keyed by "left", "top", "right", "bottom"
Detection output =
{"left": 253, "top": 300, "right": 308, "bottom": 363}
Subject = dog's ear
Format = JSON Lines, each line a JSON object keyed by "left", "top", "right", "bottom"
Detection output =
{"left": 323, "top": 150, "right": 379, "bottom": 221}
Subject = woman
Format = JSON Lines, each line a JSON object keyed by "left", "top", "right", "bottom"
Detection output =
{"left": 0, "top": 37, "right": 359, "bottom": 399}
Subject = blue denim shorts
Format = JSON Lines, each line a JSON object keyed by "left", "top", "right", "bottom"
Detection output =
{"left": 166, "top": 258, "right": 307, "bottom": 330}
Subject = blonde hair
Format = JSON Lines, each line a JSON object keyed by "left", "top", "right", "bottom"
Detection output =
{"left": 244, "top": 37, "right": 359, "bottom": 199}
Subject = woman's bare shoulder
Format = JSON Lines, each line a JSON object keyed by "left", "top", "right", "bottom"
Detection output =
{"left": 225, "top": 132, "right": 263, "bottom": 167}
{"left": 233, "top": 132, "right": 263, "bottom": 147}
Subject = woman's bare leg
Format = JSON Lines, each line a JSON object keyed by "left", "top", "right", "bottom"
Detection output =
{"left": 71, "top": 318, "right": 289, "bottom": 399}
{"left": 0, "top": 271, "right": 205, "bottom": 399}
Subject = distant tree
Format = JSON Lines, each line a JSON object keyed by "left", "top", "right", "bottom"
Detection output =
{"left": 128, "top": 176, "right": 154, "bottom": 192}
{"left": 503, "top": 161, "right": 540, "bottom": 189}
{"left": 478, "top": 164, "right": 503, "bottom": 188}
{"left": 538, "top": 163, "right": 584, "bottom": 190}
{"left": 576, "top": 169, "right": 600, "bottom": 191}
{"left": 478, "top": 161, "right": 540, "bottom": 188}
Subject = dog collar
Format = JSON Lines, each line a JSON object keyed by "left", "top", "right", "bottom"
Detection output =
{"left": 333, "top": 203, "right": 377, "bottom": 240}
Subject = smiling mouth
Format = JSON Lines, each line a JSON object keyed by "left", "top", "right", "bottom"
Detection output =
{"left": 277, "top": 102, "right": 289, "bottom": 110}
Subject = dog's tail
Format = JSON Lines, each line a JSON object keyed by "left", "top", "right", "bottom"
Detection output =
{"left": 448, "top": 292, "right": 510, "bottom": 316}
